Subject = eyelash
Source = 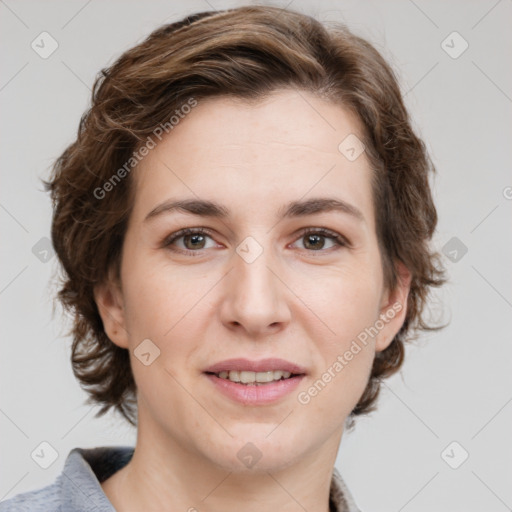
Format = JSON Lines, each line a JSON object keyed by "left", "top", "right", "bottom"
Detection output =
{"left": 162, "top": 227, "right": 349, "bottom": 256}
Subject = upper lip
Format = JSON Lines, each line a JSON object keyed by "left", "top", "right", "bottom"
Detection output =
{"left": 204, "top": 358, "right": 307, "bottom": 375}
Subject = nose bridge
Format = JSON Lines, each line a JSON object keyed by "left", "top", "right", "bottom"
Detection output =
{"left": 222, "top": 234, "right": 290, "bottom": 332}
{"left": 234, "top": 235, "right": 279, "bottom": 305}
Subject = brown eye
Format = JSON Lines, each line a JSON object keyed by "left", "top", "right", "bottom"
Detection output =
{"left": 302, "top": 234, "right": 327, "bottom": 250}
{"left": 183, "top": 233, "right": 207, "bottom": 250}
{"left": 163, "top": 228, "right": 217, "bottom": 254}
{"left": 291, "top": 228, "right": 348, "bottom": 252}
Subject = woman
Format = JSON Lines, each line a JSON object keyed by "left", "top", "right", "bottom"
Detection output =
{"left": 0, "top": 5, "right": 445, "bottom": 511}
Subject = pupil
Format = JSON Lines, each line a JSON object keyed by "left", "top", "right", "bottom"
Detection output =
{"left": 185, "top": 234, "right": 205, "bottom": 249}
{"left": 305, "top": 234, "right": 324, "bottom": 250}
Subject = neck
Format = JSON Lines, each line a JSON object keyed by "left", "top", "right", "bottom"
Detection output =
{"left": 102, "top": 416, "right": 343, "bottom": 512}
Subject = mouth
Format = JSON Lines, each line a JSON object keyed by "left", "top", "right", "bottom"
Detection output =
{"left": 203, "top": 358, "right": 307, "bottom": 404}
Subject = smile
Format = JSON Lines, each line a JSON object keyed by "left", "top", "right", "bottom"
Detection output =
{"left": 203, "top": 358, "right": 307, "bottom": 405}
{"left": 215, "top": 370, "right": 293, "bottom": 385}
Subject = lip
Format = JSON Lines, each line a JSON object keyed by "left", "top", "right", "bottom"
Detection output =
{"left": 203, "top": 358, "right": 308, "bottom": 375}
{"left": 205, "top": 373, "right": 305, "bottom": 405}
{"left": 203, "top": 358, "right": 307, "bottom": 406}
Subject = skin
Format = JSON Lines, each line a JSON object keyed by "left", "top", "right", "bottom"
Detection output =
{"left": 95, "top": 89, "right": 411, "bottom": 512}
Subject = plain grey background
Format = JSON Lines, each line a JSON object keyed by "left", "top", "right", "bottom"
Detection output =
{"left": 1, "top": 1, "right": 511, "bottom": 510}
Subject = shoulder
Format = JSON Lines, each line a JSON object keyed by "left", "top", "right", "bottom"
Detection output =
{"left": 0, "top": 446, "right": 134, "bottom": 512}
{"left": 0, "top": 482, "right": 61, "bottom": 512}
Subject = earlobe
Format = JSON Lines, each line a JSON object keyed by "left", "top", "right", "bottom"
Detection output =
{"left": 93, "top": 278, "right": 129, "bottom": 349}
{"left": 375, "top": 261, "right": 412, "bottom": 352}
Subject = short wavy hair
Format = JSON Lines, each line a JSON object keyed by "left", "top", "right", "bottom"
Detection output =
{"left": 43, "top": 5, "right": 446, "bottom": 427}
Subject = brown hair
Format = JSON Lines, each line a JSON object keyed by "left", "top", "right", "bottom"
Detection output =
{"left": 43, "top": 5, "right": 446, "bottom": 427}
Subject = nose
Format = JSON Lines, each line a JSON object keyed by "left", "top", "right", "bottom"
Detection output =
{"left": 219, "top": 239, "right": 291, "bottom": 338}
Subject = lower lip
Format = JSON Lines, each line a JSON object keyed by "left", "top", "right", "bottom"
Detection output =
{"left": 205, "top": 373, "right": 305, "bottom": 405}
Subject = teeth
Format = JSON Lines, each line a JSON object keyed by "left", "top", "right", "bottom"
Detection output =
{"left": 217, "top": 370, "right": 292, "bottom": 384}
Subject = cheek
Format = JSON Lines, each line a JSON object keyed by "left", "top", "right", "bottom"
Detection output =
{"left": 296, "top": 267, "right": 380, "bottom": 406}
{"left": 120, "top": 260, "right": 216, "bottom": 399}
{"left": 297, "top": 299, "right": 377, "bottom": 427}
{"left": 121, "top": 256, "right": 208, "bottom": 337}
{"left": 303, "top": 263, "right": 382, "bottom": 340}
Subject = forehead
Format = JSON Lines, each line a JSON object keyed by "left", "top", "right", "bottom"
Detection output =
{"left": 131, "top": 90, "right": 374, "bottom": 227}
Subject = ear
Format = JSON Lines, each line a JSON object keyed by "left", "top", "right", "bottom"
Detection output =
{"left": 375, "top": 261, "right": 412, "bottom": 352}
{"left": 93, "top": 272, "right": 129, "bottom": 349}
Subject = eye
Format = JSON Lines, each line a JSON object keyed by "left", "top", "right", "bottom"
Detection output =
{"left": 162, "top": 227, "right": 349, "bottom": 256}
{"left": 290, "top": 228, "right": 348, "bottom": 252}
{"left": 163, "top": 228, "right": 218, "bottom": 254}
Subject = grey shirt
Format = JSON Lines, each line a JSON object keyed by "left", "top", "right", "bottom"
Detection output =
{"left": 0, "top": 446, "right": 361, "bottom": 511}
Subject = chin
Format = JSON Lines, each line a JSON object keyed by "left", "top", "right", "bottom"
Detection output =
{"left": 203, "top": 425, "right": 308, "bottom": 474}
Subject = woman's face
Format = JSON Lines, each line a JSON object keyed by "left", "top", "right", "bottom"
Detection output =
{"left": 96, "top": 89, "right": 410, "bottom": 472}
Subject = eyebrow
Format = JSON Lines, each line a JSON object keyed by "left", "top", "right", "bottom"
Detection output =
{"left": 144, "top": 197, "right": 365, "bottom": 223}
